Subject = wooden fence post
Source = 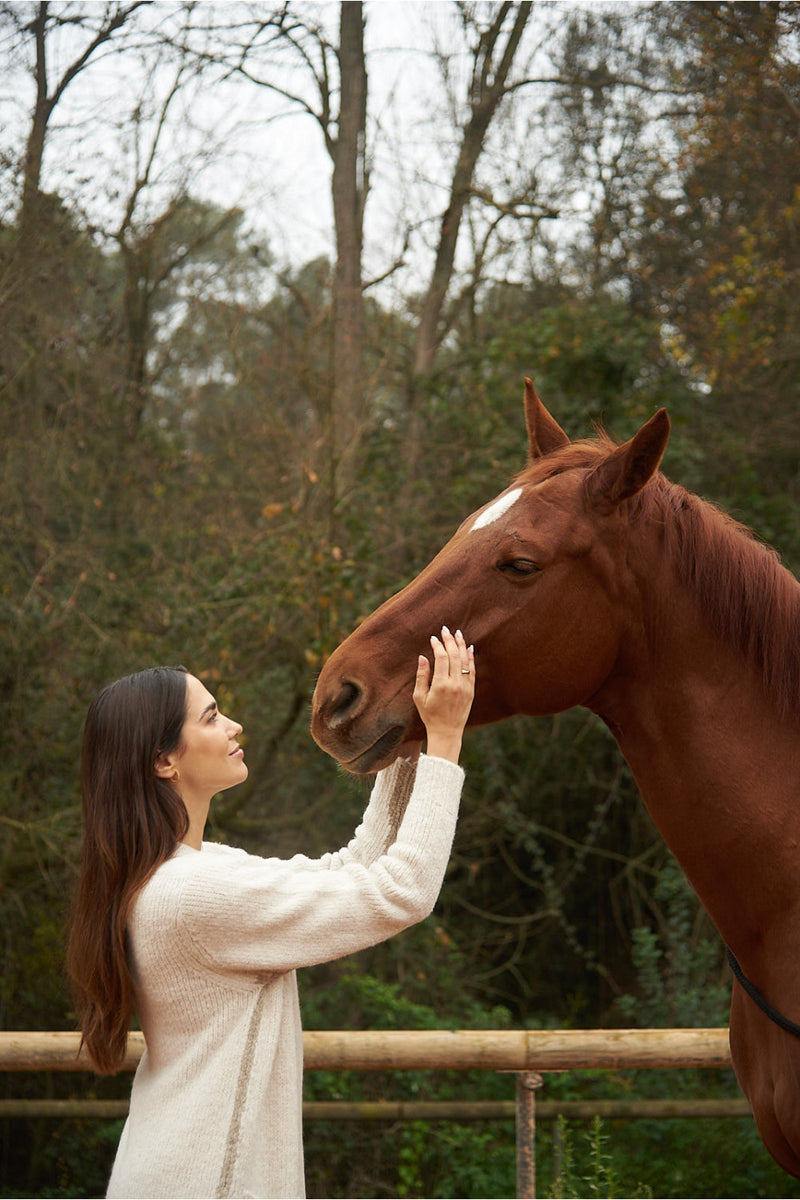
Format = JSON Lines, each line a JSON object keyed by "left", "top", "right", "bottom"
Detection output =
{"left": 516, "top": 1071, "right": 543, "bottom": 1199}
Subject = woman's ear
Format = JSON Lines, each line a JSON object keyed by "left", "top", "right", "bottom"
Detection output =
{"left": 154, "top": 753, "right": 179, "bottom": 781}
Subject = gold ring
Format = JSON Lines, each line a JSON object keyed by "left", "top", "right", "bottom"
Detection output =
{"left": 461, "top": 668, "right": 470, "bottom": 674}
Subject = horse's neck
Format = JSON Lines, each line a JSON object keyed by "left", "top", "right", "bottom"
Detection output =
{"left": 591, "top": 560, "right": 800, "bottom": 959}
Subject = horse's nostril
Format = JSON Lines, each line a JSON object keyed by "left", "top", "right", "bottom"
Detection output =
{"left": 328, "top": 680, "right": 362, "bottom": 727}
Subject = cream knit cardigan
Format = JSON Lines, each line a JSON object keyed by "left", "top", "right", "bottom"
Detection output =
{"left": 106, "top": 753, "right": 464, "bottom": 1200}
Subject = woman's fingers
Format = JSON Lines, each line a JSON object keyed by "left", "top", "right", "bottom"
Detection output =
{"left": 412, "top": 627, "right": 475, "bottom": 763}
{"left": 412, "top": 653, "right": 432, "bottom": 711}
{"left": 430, "top": 626, "right": 471, "bottom": 674}
{"left": 414, "top": 627, "right": 475, "bottom": 721}
{"left": 453, "top": 627, "right": 474, "bottom": 678}
{"left": 429, "top": 630, "right": 449, "bottom": 672}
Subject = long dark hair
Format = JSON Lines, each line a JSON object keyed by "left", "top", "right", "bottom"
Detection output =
{"left": 66, "top": 666, "right": 189, "bottom": 1074}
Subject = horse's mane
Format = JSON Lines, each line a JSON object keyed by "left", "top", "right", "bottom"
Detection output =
{"left": 519, "top": 433, "right": 800, "bottom": 719}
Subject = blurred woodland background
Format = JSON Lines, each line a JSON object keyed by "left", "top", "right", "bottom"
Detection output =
{"left": 2, "top": 1, "right": 800, "bottom": 1195}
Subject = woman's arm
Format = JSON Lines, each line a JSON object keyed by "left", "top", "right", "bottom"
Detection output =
{"left": 180, "top": 755, "right": 465, "bottom": 973}
{"left": 266, "top": 626, "right": 476, "bottom": 871}
{"left": 180, "top": 628, "right": 475, "bottom": 974}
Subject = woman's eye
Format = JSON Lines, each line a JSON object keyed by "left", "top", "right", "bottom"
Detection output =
{"left": 497, "top": 559, "right": 540, "bottom": 577}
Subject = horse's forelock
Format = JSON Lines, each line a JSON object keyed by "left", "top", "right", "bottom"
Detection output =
{"left": 513, "top": 434, "right": 615, "bottom": 486}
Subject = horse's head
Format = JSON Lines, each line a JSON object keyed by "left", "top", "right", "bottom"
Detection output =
{"left": 311, "top": 380, "right": 670, "bottom": 773}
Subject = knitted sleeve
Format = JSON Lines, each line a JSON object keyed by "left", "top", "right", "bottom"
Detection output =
{"left": 296, "top": 753, "right": 421, "bottom": 868}
{"left": 179, "top": 754, "right": 464, "bottom": 975}
{"left": 201, "top": 754, "right": 419, "bottom": 871}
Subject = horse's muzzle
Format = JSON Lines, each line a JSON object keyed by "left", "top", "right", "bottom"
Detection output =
{"left": 311, "top": 669, "right": 415, "bottom": 773}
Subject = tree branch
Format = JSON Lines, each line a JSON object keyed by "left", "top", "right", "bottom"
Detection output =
{"left": 48, "top": 2, "right": 148, "bottom": 113}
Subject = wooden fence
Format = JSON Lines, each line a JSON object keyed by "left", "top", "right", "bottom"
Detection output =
{"left": 1, "top": 1028, "right": 747, "bottom": 1198}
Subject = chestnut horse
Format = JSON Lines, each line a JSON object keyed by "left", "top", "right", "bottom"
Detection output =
{"left": 311, "top": 380, "right": 800, "bottom": 1176}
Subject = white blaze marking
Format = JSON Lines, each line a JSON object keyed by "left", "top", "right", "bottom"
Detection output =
{"left": 470, "top": 487, "right": 523, "bottom": 531}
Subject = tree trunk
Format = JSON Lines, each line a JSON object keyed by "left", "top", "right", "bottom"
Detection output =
{"left": 327, "top": 0, "right": 367, "bottom": 516}
{"left": 18, "top": 2, "right": 142, "bottom": 238}
{"left": 412, "top": 1, "right": 531, "bottom": 379}
{"left": 19, "top": 2, "right": 50, "bottom": 236}
{"left": 401, "top": 1, "right": 531, "bottom": 525}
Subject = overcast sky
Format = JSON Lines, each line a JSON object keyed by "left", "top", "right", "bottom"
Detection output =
{"left": 0, "top": 1, "right": 620, "bottom": 295}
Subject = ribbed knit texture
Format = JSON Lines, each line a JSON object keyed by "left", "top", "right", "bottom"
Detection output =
{"left": 106, "top": 754, "right": 464, "bottom": 1199}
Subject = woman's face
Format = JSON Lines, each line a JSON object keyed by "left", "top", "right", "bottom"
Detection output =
{"left": 171, "top": 674, "right": 248, "bottom": 802}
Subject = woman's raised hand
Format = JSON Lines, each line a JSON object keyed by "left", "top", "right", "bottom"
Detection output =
{"left": 412, "top": 627, "right": 475, "bottom": 764}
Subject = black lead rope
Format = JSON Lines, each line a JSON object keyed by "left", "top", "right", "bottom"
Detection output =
{"left": 726, "top": 946, "right": 800, "bottom": 1040}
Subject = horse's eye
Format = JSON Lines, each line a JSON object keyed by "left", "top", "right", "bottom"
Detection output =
{"left": 497, "top": 559, "right": 540, "bottom": 578}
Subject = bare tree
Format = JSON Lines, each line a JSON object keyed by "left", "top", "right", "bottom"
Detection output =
{"left": 412, "top": 1, "right": 532, "bottom": 380}
{"left": 2, "top": 0, "right": 147, "bottom": 238}
{"left": 181, "top": 3, "right": 368, "bottom": 512}
{"left": 108, "top": 62, "right": 243, "bottom": 439}
{"left": 328, "top": 1, "right": 368, "bottom": 509}
{"left": 1, "top": 0, "right": 150, "bottom": 428}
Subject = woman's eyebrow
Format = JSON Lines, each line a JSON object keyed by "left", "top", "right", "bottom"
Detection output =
{"left": 198, "top": 700, "right": 217, "bottom": 721}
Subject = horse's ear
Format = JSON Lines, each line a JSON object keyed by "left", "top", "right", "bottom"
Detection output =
{"left": 525, "top": 378, "right": 570, "bottom": 460}
{"left": 586, "top": 408, "right": 670, "bottom": 511}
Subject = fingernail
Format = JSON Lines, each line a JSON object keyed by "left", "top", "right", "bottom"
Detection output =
{"left": 456, "top": 629, "right": 464, "bottom": 640}
{"left": 442, "top": 625, "right": 451, "bottom": 636}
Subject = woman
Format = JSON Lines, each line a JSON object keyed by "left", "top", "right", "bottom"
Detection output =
{"left": 67, "top": 627, "right": 475, "bottom": 1200}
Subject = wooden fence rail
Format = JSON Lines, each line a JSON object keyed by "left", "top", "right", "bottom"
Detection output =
{"left": 1, "top": 1029, "right": 739, "bottom": 1199}
{"left": 0, "top": 1026, "right": 731, "bottom": 1072}
{"left": 0, "top": 1097, "right": 750, "bottom": 1121}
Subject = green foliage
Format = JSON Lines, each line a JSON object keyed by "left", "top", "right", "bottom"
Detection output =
{"left": 537, "top": 1105, "right": 799, "bottom": 1200}
{"left": 300, "top": 967, "right": 516, "bottom": 1199}
{"left": 547, "top": 1116, "right": 640, "bottom": 1200}
{"left": 616, "top": 859, "right": 731, "bottom": 1030}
